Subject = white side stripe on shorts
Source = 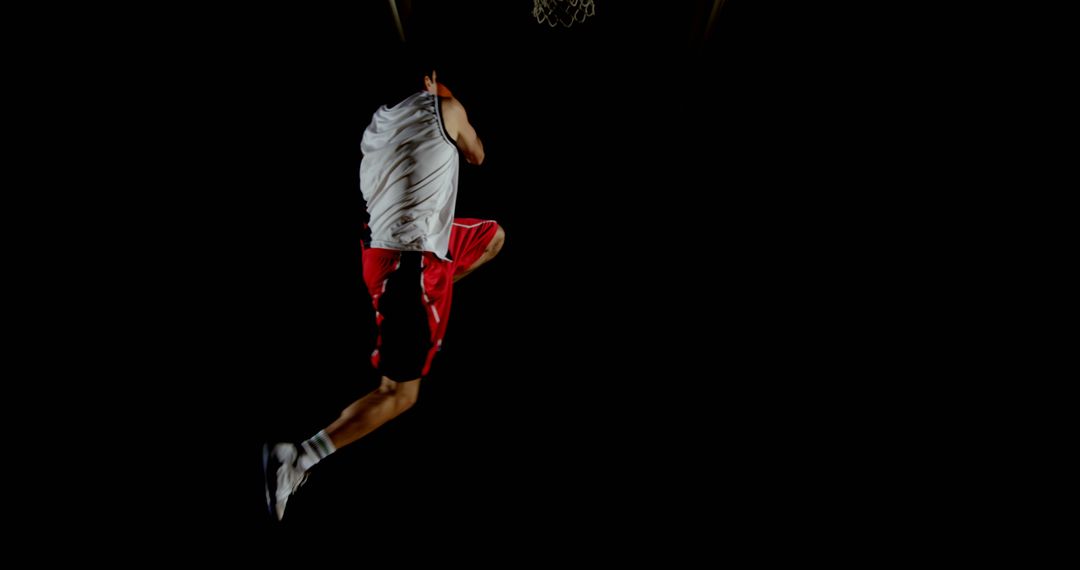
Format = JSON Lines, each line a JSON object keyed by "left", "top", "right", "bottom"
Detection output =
{"left": 417, "top": 255, "right": 440, "bottom": 324}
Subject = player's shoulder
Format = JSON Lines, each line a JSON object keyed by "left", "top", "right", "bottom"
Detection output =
{"left": 440, "top": 96, "right": 469, "bottom": 124}
{"left": 439, "top": 95, "right": 465, "bottom": 113}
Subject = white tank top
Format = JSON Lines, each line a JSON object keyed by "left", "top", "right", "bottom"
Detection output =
{"left": 359, "top": 91, "right": 459, "bottom": 259}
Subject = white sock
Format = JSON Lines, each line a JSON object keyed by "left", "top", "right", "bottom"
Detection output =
{"left": 298, "top": 430, "right": 336, "bottom": 471}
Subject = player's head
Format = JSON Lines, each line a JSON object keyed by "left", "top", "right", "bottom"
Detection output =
{"left": 423, "top": 71, "right": 454, "bottom": 98}
{"left": 378, "top": 46, "right": 463, "bottom": 106}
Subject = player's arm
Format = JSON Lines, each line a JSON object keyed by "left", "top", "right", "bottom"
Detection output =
{"left": 424, "top": 71, "right": 485, "bottom": 165}
{"left": 442, "top": 97, "right": 485, "bottom": 165}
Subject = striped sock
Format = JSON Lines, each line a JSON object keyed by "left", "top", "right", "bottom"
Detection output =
{"left": 298, "top": 430, "right": 336, "bottom": 471}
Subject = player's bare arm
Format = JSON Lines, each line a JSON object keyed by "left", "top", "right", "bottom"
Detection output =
{"left": 424, "top": 71, "right": 484, "bottom": 165}
{"left": 441, "top": 98, "right": 484, "bottom": 165}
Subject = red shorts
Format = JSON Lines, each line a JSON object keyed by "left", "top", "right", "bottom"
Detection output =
{"left": 362, "top": 219, "right": 499, "bottom": 380}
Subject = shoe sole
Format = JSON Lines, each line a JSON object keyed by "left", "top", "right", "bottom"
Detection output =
{"left": 262, "top": 443, "right": 278, "bottom": 520}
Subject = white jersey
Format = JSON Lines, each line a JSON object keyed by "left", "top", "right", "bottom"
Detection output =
{"left": 360, "top": 91, "right": 459, "bottom": 259}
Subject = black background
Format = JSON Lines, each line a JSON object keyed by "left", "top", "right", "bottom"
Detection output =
{"left": 96, "top": 0, "right": 891, "bottom": 555}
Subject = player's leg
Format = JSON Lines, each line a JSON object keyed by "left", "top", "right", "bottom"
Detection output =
{"left": 324, "top": 376, "right": 420, "bottom": 449}
{"left": 453, "top": 221, "right": 505, "bottom": 283}
{"left": 263, "top": 377, "right": 420, "bottom": 520}
{"left": 264, "top": 250, "right": 432, "bottom": 521}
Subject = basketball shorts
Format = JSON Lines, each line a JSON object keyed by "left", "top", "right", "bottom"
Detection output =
{"left": 362, "top": 218, "right": 499, "bottom": 381}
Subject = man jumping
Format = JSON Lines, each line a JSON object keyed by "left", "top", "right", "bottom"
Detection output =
{"left": 263, "top": 71, "right": 505, "bottom": 521}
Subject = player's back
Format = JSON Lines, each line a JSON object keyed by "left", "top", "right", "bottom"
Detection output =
{"left": 360, "top": 92, "right": 460, "bottom": 258}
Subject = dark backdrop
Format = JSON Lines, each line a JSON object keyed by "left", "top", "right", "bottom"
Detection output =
{"left": 134, "top": 0, "right": 875, "bottom": 554}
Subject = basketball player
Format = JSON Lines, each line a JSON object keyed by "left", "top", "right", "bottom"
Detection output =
{"left": 263, "top": 71, "right": 505, "bottom": 521}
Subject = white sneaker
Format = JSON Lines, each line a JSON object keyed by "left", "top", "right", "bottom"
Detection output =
{"left": 262, "top": 443, "right": 309, "bottom": 521}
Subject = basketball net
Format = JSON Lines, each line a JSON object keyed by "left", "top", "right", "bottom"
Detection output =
{"left": 533, "top": 0, "right": 595, "bottom": 27}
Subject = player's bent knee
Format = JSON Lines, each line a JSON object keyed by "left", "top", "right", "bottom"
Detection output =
{"left": 488, "top": 225, "right": 506, "bottom": 258}
{"left": 379, "top": 376, "right": 420, "bottom": 412}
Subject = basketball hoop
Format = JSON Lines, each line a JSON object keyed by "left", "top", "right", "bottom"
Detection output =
{"left": 533, "top": 0, "right": 595, "bottom": 27}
